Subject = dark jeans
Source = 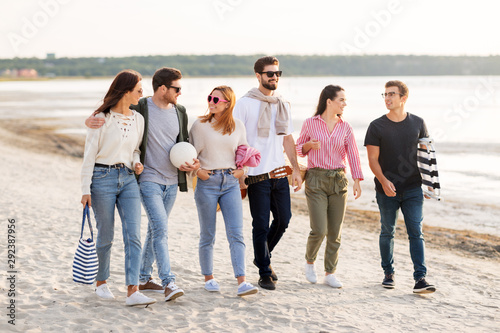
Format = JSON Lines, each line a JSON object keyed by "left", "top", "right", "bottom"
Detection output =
{"left": 376, "top": 187, "right": 427, "bottom": 281}
{"left": 248, "top": 177, "right": 291, "bottom": 277}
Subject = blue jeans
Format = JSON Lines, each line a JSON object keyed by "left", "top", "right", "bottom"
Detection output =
{"left": 247, "top": 177, "right": 291, "bottom": 277}
{"left": 376, "top": 187, "right": 427, "bottom": 281}
{"left": 194, "top": 169, "right": 246, "bottom": 278}
{"left": 139, "top": 182, "right": 177, "bottom": 287}
{"left": 90, "top": 166, "right": 142, "bottom": 286}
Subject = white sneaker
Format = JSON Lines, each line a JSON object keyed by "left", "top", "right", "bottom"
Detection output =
{"left": 204, "top": 279, "right": 220, "bottom": 292}
{"left": 237, "top": 282, "right": 258, "bottom": 296}
{"left": 324, "top": 274, "right": 343, "bottom": 288}
{"left": 305, "top": 263, "right": 317, "bottom": 284}
{"left": 95, "top": 284, "right": 115, "bottom": 299}
{"left": 125, "top": 291, "right": 156, "bottom": 306}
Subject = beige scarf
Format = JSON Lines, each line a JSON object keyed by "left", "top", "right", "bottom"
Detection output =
{"left": 243, "top": 88, "right": 290, "bottom": 137}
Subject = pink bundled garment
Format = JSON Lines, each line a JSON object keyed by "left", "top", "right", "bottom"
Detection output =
{"left": 235, "top": 145, "right": 261, "bottom": 169}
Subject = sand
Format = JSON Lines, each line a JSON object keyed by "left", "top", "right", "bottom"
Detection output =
{"left": 1, "top": 124, "right": 499, "bottom": 333}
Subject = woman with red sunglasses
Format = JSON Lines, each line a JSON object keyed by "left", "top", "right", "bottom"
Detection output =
{"left": 189, "top": 86, "right": 259, "bottom": 297}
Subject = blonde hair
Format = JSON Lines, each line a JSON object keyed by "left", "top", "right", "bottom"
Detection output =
{"left": 199, "top": 85, "right": 236, "bottom": 135}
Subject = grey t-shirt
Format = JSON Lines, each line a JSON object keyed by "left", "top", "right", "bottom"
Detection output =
{"left": 138, "top": 98, "right": 180, "bottom": 185}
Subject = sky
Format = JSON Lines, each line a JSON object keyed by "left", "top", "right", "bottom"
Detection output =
{"left": 1, "top": 0, "right": 500, "bottom": 59}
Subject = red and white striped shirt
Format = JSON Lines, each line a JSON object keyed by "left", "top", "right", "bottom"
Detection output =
{"left": 296, "top": 115, "right": 364, "bottom": 180}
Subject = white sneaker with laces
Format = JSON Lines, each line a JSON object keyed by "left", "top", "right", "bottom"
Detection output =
{"left": 125, "top": 291, "right": 156, "bottom": 306}
{"left": 237, "top": 282, "right": 258, "bottom": 296}
{"left": 305, "top": 263, "right": 318, "bottom": 284}
{"left": 324, "top": 274, "right": 343, "bottom": 288}
{"left": 204, "top": 279, "right": 220, "bottom": 292}
{"left": 95, "top": 284, "right": 115, "bottom": 299}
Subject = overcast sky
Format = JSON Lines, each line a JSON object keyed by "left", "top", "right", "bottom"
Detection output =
{"left": 1, "top": 0, "right": 499, "bottom": 59}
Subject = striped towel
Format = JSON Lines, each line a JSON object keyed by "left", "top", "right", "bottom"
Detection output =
{"left": 417, "top": 138, "right": 442, "bottom": 201}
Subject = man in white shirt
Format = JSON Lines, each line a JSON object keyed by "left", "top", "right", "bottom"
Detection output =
{"left": 233, "top": 56, "right": 302, "bottom": 290}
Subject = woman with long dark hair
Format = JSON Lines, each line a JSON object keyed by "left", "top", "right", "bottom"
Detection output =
{"left": 189, "top": 86, "right": 258, "bottom": 297}
{"left": 81, "top": 69, "right": 155, "bottom": 306}
{"left": 296, "top": 84, "right": 363, "bottom": 288}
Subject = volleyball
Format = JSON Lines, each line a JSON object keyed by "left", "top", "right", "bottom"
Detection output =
{"left": 169, "top": 142, "right": 198, "bottom": 168}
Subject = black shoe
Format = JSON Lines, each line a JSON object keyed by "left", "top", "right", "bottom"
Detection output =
{"left": 253, "top": 259, "right": 278, "bottom": 281}
{"left": 413, "top": 278, "right": 436, "bottom": 294}
{"left": 382, "top": 273, "right": 395, "bottom": 289}
{"left": 258, "top": 275, "right": 276, "bottom": 290}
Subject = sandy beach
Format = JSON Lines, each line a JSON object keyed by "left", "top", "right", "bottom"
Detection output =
{"left": 1, "top": 121, "right": 499, "bottom": 333}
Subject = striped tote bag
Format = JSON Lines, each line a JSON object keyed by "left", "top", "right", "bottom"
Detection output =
{"left": 417, "top": 137, "right": 441, "bottom": 201}
{"left": 72, "top": 204, "right": 98, "bottom": 284}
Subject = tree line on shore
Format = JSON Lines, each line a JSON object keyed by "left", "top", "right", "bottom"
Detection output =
{"left": 1, "top": 54, "right": 499, "bottom": 77}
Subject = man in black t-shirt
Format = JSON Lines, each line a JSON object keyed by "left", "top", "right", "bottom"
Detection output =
{"left": 364, "top": 80, "right": 436, "bottom": 294}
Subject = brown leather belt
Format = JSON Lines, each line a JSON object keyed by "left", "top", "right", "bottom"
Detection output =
{"left": 245, "top": 166, "right": 292, "bottom": 185}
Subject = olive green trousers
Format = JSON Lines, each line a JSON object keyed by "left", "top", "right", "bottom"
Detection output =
{"left": 304, "top": 168, "right": 348, "bottom": 273}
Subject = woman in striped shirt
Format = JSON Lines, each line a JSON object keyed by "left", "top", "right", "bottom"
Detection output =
{"left": 296, "top": 85, "right": 363, "bottom": 288}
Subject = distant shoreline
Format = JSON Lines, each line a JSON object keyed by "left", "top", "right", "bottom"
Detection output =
{"left": 2, "top": 54, "right": 500, "bottom": 77}
{"left": 0, "top": 76, "right": 113, "bottom": 82}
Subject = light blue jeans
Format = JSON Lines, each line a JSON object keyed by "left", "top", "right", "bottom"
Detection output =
{"left": 139, "top": 181, "right": 177, "bottom": 287}
{"left": 90, "top": 166, "right": 142, "bottom": 286}
{"left": 194, "top": 169, "right": 246, "bottom": 278}
{"left": 376, "top": 187, "right": 427, "bottom": 281}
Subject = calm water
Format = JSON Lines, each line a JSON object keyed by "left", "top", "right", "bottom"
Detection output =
{"left": 1, "top": 76, "right": 499, "bottom": 235}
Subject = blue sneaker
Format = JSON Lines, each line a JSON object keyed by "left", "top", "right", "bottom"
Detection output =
{"left": 204, "top": 279, "right": 220, "bottom": 292}
{"left": 237, "top": 282, "right": 258, "bottom": 296}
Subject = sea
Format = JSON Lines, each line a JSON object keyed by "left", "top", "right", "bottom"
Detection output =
{"left": 1, "top": 76, "right": 499, "bottom": 236}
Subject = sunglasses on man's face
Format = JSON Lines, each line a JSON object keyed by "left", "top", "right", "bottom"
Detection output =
{"left": 207, "top": 95, "right": 228, "bottom": 104}
{"left": 165, "top": 85, "right": 181, "bottom": 93}
{"left": 259, "top": 71, "right": 282, "bottom": 78}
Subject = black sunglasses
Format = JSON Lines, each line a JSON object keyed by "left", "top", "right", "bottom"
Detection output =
{"left": 165, "top": 85, "right": 181, "bottom": 93}
{"left": 258, "top": 71, "right": 282, "bottom": 78}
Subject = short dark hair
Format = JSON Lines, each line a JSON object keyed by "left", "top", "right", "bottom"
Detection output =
{"left": 152, "top": 67, "right": 182, "bottom": 92}
{"left": 315, "top": 85, "right": 344, "bottom": 116}
{"left": 385, "top": 80, "right": 409, "bottom": 97}
{"left": 254, "top": 56, "right": 279, "bottom": 73}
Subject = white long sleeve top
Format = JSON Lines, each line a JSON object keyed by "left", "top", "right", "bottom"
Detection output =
{"left": 189, "top": 118, "right": 248, "bottom": 171}
{"left": 81, "top": 110, "right": 144, "bottom": 195}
